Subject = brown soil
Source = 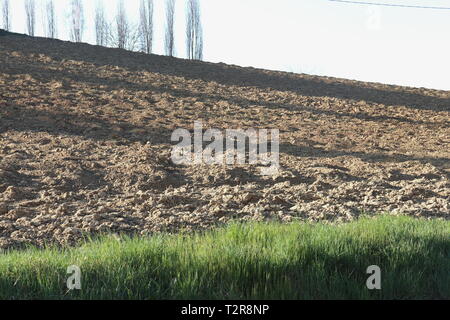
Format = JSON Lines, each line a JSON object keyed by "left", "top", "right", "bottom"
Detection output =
{"left": 0, "top": 32, "right": 449, "bottom": 249}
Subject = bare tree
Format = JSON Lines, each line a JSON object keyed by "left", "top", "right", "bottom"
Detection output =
{"left": 164, "top": 0, "right": 176, "bottom": 56}
{"left": 43, "top": 0, "right": 57, "bottom": 38}
{"left": 95, "top": 0, "right": 109, "bottom": 46}
{"left": 139, "top": 0, "right": 154, "bottom": 54}
{"left": 111, "top": 0, "right": 138, "bottom": 50}
{"left": 24, "top": 0, "right": 36, "bottom": 36}
{"left": 2, "top": 0, "right": 11, "bottom": 31}
{"left": 69, "top": 0, "right": 84, "bottom": 42}
{"left": 115, "top": 0, "right": 127, "bottom": 49}
{"left": 186, "top": 0, "right": 203, "bottom": 60}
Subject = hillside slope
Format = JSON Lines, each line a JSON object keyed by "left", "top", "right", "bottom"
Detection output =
{"left": 0, "top": 32, "right": 449, "bottom": 249}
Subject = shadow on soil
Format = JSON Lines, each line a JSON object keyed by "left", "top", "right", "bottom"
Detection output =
{"left": 1, "top": 32, "right": 449, "bottom": 112}
{"left": 1, "top": 32, "right": 449, "bottom": 171}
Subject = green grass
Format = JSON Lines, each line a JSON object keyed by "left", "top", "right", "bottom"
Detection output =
{"left": 0, "top": 215, "right": 448, "bottom": 299}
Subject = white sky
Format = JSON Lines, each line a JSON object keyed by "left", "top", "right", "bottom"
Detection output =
{"left": 3, "top": 0, "right": 450, "bottom": 90}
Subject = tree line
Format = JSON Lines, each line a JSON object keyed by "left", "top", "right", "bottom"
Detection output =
{"left": 0, "top": 0, "right": 203, "bottom": 60}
